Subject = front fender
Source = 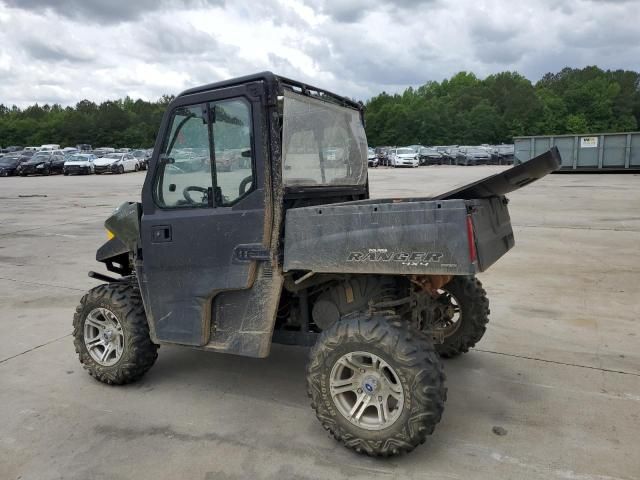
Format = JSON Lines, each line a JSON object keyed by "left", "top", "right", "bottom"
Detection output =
{"left": 96, "top": 237, "right": 129, "bottom": 263}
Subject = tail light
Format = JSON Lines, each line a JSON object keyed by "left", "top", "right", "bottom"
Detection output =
{"left": 466, "top": 214, "right": 477, "bottom": 263}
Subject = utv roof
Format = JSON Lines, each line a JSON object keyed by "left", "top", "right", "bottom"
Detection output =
{"left": 178, "top": 71, "right": 363, "bottom": 112}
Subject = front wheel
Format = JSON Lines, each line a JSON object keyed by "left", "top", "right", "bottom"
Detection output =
{"left": 118, "top": 165, "right": 125, "bottom": 174}
{"left": 307, "top": 314, "right": 446, "bottom": 456}
{"left": 73, "top": 283, "right": 158, "bottom": 385}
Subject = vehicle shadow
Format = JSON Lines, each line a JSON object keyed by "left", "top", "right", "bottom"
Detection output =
{"left": 126, "top": 342, "right": 546, "bottom": 465}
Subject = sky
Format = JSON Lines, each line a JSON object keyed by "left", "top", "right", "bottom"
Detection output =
{"left": 0, "top": 0, "right": 639, "bottom": 107}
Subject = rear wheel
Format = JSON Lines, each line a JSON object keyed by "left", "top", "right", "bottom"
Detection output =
{"left": 73, "top": 283, "right": 158, "bottom": 385}
{"left": 421, "top": 276, "right": 490, "bottom": 358}
{"left": 307, "top": 314, "right": 446, "bottom": 456}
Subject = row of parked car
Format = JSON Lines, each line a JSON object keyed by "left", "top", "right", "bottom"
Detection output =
{"left": 367, "top": 144, "right": 515, "bottom": 168}
{"left": 0, "top": 144, "right": 153, "bottom": 177}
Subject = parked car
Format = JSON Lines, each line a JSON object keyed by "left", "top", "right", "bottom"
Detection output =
{"left": 18, "top": 151, "right": 66, "bottom": 176}
{"left": 494, "top": 144, "right": 515, "bottom": 164}
{"left": 390, "top": 147, "right": 419, "bottom": 167}
{"left": 24, "top": 146, "right": 40, "bottom": 152}
{"left": 1, "top": 146, "right": 23, "bottom": 153}
{"left": 17, "top": 150, "right": 36, "bottom": 161}
{"left": 367, "top": 147, "right": 378, "bottom": 167}
{"left": 455, "top": 147, "right": 492, "bottom": 166}
{"left": 418, "top": 147, "right": 444, "bottom": 165}
{"left": 433, "top": 146, "right": 456, "bottom": 164}
{"left": 0, "top": 153, "right": 25, "bottom": 176}
{"left": 93, "top": 147, "right": 116, "bottom": 158}
{"left": 40, "top": 144, "right": 61, "bottom": 151}
{"left": 94, "top": 153, "right": 140, "bottom": 174}
{"left": 131, "top": 149, "right": 150, "bottom": 170}
{"left": 64, "top": 153, "right": 97, "bottom": 175}
{"left": 76, "top": 144, "right": 93, "bottom": 152}
{"left": 375, "top": 146, "right": 393, "bottom": 166}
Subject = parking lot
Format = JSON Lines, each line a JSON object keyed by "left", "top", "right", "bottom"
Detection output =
{"left": 1, "top": 167, "right": 639, "bottom": 480}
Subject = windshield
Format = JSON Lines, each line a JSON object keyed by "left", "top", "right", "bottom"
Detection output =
{"left": 104, "top": 153, "right": 123, "bottom": 159}
{"left": 397, "top": 148, "right": 414, "bottom": 155}
{"left": 0, "top": 157, "right": 18, "bottom": 165}
{"left": 282, "top": 90, "right": 367, "bottom": 187}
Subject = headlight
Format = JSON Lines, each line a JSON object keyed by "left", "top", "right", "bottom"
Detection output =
{"left": 36, "top": 164, "right": 43, "bottom": 169}
{"left": 106, "top": 229, "right": 115, "bottom": 240}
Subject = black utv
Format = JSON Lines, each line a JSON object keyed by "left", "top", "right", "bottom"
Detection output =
{"left": 73, "top": 72, "right": 560, "bottom": 457}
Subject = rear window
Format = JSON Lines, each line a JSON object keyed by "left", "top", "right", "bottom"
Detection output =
{"left": 282, "top": 90, "right": 367, "bottom": 187}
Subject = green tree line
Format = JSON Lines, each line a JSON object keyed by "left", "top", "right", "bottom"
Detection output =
{"left": 0, "top": 95, "right": 175, "bottom": 149}
{"left": 1, "top": 66, "right": 639, "bottom": 149}
{"left": 365, "top": 66, "right": 640, "bottom": 146}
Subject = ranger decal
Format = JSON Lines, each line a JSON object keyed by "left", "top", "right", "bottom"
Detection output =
{"left": 347, "top": 249, "right": 443, "bottom": 263}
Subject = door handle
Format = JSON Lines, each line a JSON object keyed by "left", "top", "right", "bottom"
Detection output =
{"left": 151, "top": 225, "right": 172, "bottom": 243}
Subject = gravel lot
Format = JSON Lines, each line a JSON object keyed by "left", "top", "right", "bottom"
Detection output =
{"left": 1, "top": 167, "right": 639, "bottom": 480}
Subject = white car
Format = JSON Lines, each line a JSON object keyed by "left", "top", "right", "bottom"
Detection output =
{"left": 40, "top": 144, "right": 61, "bottom": 151}
{"left": 64, "top": 154, "right": 97, "bottom": 175}
{"left": 367, "top": 147, "right": 378, "bottom": 167}
{"left": 390, "top": 147, "right": 419, "bottom": 168}
{"left": 94, "top": 153, "right": 140, "bottom": 174}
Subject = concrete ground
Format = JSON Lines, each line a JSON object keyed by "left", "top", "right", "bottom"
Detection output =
{"left": 0, "top": 167, "right": 638, "bottom": 480}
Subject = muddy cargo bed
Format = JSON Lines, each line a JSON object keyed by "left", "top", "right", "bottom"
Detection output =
{"left": 283, "top": 196, "right": 512, "bottom": 275}
{"left": 283, "top": 148, "right": 560, "bottom": 276}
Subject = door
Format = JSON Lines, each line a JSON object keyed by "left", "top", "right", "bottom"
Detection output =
{"left": 138, "top": 84, "right": 269, "bottom": 346}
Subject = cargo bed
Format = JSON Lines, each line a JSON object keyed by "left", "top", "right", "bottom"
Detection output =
{"left": 283, "top": 148, "right": 560, "bottom": 276}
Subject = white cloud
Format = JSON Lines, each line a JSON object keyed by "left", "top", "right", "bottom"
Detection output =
{"left": 0, "top": 0, "right": 638, "bottom": 107}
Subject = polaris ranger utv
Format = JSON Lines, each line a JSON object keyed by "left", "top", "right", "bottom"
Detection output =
{"left": 73, "top": 72, "right": 560, "bottom": 457}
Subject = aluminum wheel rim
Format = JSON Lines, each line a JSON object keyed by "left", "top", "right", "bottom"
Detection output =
{"left": 329, "top": 351, "right": 404, "bottom": 431}
{"left": 84, "top": 307, "right": 125, "bottom": 366}
{"left": 435, "top": 290, "right": 462, "bottom": 337}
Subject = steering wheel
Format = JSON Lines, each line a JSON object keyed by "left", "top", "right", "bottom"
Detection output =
{"left": 239, "top": 175, "right": 253, "bottom": 196}
{"left": 183, "top": 186, "right": 208, "bottom": 204}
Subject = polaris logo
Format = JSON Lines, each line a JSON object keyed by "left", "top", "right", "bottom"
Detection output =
{"left": 347, "top": 250, "right": 443, "bottom": 263}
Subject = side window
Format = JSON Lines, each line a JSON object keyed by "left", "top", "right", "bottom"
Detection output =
{"left": 155, "top": 104, "right": 213, "bottom": 208}
{"left": 212, "top": 98, "right": 254, "bottom": 205}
